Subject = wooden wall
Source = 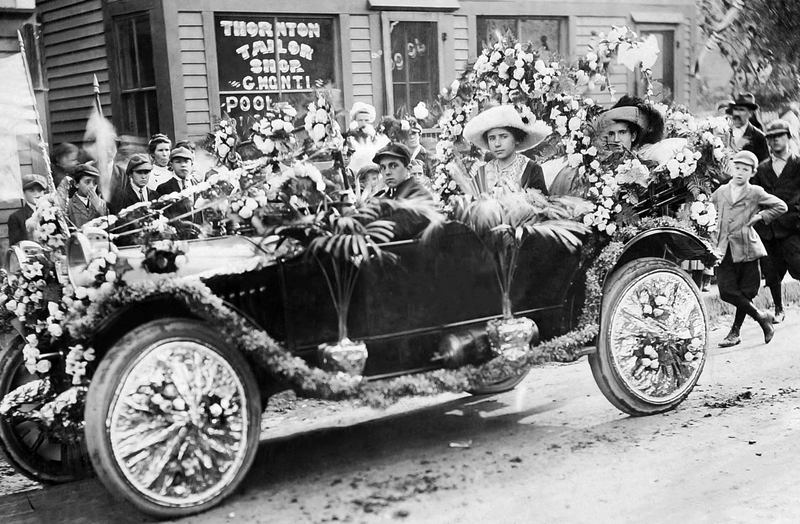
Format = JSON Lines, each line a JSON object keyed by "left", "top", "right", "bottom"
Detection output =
{"left": 38, "top": 0, "right": 111, "bottom": 145}
{"left": 177, "top": 11, "right": 212, "bottom": 139}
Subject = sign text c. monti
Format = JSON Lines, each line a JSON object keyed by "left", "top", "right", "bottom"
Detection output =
{"left": 216, "top": 17, "right": 331, "bottom": 114}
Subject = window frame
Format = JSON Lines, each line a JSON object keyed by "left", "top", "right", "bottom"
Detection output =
{"left": 109, "top": 10, "right": 160, "bottom": 139}
{"left": 475, "top": 16, "right": 568, "bottom": 60}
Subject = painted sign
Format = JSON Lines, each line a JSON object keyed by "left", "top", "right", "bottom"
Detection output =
{"left": 215, "top": 14, "right": 336, "bottom": 120}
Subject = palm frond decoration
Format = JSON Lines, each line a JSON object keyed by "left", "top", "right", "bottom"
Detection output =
{"left": 441, "top": 190, "right": 589, "bottom": 319}
{"left": 276, "top": 196, "right": 441, "bottom": 342}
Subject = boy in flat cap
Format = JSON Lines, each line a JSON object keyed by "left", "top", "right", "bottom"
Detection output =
{"left": 8, "top": 174, "right": 47, "bottom": 245}
{"left": 751, "top": 119, "right": 800, "bottom": 323}
{"left": 67, "top": 164, "right": 108, "bottom": 228}
{"left": 111, "top": 154, "right": 154, "bottom": 214}
{"left": 711, "top": 151, "right": 786, "bottom": 347}
{"left": 157, "top": 146, "right": 197, "bottom": 221}
{"left": 373, "top": 143, "right": 431, "bottom": 201}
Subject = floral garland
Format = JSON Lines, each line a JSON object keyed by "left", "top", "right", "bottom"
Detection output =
{"left": 304, "top": 93, "right": 344, "bottom": 149}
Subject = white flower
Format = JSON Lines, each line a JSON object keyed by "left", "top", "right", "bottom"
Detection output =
{"left": 47, "top": 323, "right": 63, "bottom": 338}
{"left": 413, "top": 102, "right": 429, "bottom": 120}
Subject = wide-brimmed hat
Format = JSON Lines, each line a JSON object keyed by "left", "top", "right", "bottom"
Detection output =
{"left": 598, "top": 106, "right": 650, "bottom": 133}
{"left": 463, "top": 105, "right": 551, "bottom": 152}
{"left": 729, "top": 92, "right": 759, "bottom": 111}
{"left": 765, "top": 119, "right": 792, "bottom": 139}
{"left": 349, "top": 102, "right": 376, "bottom": 123}
{"left": 22, "top": 174, "right": 47, "bottom": 191}
{"left": 732, "top": 150, "right": 759, "bottom": 169}
{"left": 372, "top": 142, "right": 411, "bottom": 165}
{"left": 126, "top": 154, "right": 153, "bottom": 176}
{"left": 169, "top": 146, "right": 194, "bottom": 161}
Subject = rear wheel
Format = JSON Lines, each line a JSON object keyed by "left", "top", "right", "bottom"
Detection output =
{"left": 85, "top": 319, "right": 261, "bottom": 518}
{"left": 0, "top": 337, "right": 92, "bottom": 483}
{"left": 589, "top": 258, "right": 708, "bottom": 416}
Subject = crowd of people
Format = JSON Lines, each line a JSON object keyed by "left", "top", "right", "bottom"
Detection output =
{"left": 9, "top": 93, "right": 800, "bottom": 349}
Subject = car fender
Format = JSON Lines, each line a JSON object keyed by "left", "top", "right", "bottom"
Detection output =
{"left": 607, "top": 226, "right": 718, "bottom": 285}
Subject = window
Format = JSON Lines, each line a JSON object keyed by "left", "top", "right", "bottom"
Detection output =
{"left": 215, "top": 15, "right": 340, "bottom": 124}
{"left": 477, "top": 17, "right": 566, "bottom": 60}
{"left": 112, "top": 13, "right": 159, "bottom": 138}
{"left": 638, "top": 29, "right": 675, "bottom": 102}
{"left": 390, "top": 21, "right": 439, "bottom": 118}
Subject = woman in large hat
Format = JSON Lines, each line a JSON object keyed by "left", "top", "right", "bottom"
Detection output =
{"left": 549, "top": 95, "right": 682, "bottom": 195}
{"left": 463, "top": 105, "right": 551, "bottom": 194}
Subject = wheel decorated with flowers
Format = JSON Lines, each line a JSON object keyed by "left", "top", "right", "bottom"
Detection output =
{"left": 84, "top": 319, "right": 261, "bottom": 518}
{"left": 589, "top": 257, "right": 708, "bottom": 416}
{"left": 0, "top": 336, "right": 93, "bottom": 483}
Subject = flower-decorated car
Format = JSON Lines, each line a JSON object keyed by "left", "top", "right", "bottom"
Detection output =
{"left": 0, "top": 27, "right": 725, "bottom": 520}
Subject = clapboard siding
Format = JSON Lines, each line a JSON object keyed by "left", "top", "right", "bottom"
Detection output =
{"left": 349, "top": 14, "right": 372, "bottom": 106}
{"left": 38, "top": 0, "right": 110, "bottom": 145}
{"left": 454, "top": 15, "right": 469, "bottom": 75}
{"left": 178, "top": 11, "right": 211, "bottom": 140}
{"left": 680, "top": 19, "right": 691, "bottom": 103}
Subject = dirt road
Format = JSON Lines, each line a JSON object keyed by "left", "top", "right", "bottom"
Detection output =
{"left": 4, "top": 311, "right": 800, "bottom": 523}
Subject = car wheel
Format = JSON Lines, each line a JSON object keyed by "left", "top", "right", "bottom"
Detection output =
{"left": 467, "top": 368, "right": 530, "bottom": 395}
{"left": 85, "top": 319, "right": 261, "bottom": 518}
{"left": 589, "top": 257, "right": 708, "bottom": 416}
{"left": 0, "top": 337, "right": 93, "bottom": 483}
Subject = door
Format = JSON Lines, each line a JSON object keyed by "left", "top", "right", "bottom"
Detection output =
{"left": 381, "top": 14, "right": 442, "bottom": 118}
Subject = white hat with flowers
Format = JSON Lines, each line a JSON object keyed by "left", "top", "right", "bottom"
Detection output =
{"left": 463, "top": 105, "right": 551, "bottom": 152}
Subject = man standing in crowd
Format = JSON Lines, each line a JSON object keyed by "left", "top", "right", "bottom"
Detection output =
{"left": 725, "top": 93, "right": 769, "bottom": 163}
{"left": 752, "top": 119, "right": 800, "bottom": 324}
{"left": 8, "top": 174, "right": 47, "bottom": 245}
{"left": 157, "top": 146, "right": 196, "bottom": 220}
{"left": 111, "top": 154, "right": 153, "bottom": 215}
{"left": 147, "top": 134, "right": 173, "bottom": 190}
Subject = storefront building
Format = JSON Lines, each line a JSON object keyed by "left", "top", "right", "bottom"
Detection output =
{"left": 37, "top": 0, "right": 699, "bottom": 149}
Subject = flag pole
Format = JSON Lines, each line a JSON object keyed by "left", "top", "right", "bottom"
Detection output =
{"left": 17, "top": 30, "right": 53, "bottom": 191}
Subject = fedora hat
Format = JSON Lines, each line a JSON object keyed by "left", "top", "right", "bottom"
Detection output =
{"left": 729, "top": 92, "right": 759, "bottom": 111}
{"left": 463, "top": 105, "right": 551, "bottom": 152}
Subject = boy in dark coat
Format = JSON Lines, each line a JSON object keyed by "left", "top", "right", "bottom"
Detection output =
{"left": 712, "top": 151, "right": 786, "bottom": 347}
{"left": 8, "top": 174, "right": 47, "bottom": 245}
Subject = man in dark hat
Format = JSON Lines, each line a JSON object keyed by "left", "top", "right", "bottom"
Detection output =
{"left": 8, "top": 174, "right": 47, "bottom": 245}
{"left": 110, "top": 154, "right": 154, "bottom": 215}
{"left": 752, "top": 119, "right": 800, "bottom": 323}
{"left": 373, "top": 142, "right": 432, "bottom": 239}
{"left": 373, "top": 142, "right": 431, "bottom": 201}
{"left": 725, "top": 93, "right": 769, "bottom": 162}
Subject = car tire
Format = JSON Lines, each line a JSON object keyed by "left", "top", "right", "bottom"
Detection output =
{"left": 0, "top": 336, "right": 93, "bottom": 483}
{"left": 85, "top": 319, "right": 261, "bottom": 519}
{"left": 467, "top": 368, "right": 530, "bottom": 395}
{"left": 589, "top": 257, "right": 708, "bottom": 416}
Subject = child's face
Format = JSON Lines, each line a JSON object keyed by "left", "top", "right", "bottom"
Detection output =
{"left": 151, "top": 143, "right": 171, "bottom": 167}
{"left": 486, "top": 127, "right": 517, "bottom": 161}
{"left": 76, "top": 176, "right": 98, "bottom": 197}
{"left": 731, "top": 162, "right": 754, "bottom": 186}
{"left": 23, "top": 187, "right": 43, "bottom": 206}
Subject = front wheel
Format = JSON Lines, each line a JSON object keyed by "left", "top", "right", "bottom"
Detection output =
{"left": 589, "top": 258, "right": 708, "bottom": 416}
{"left": 0, "top": 337, "right": 92, "bottom": 483}
{"left": 85, "top": 319, "right": 262, "bottom": 519}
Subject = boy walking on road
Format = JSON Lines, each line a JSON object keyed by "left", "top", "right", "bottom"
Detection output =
{"left": 712, "top": 151, "right": 787, "bottom": 347}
